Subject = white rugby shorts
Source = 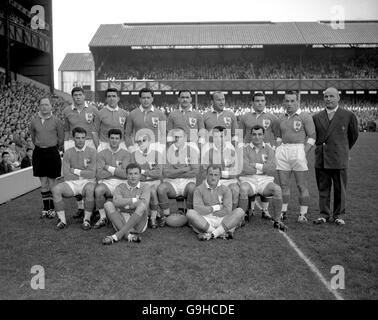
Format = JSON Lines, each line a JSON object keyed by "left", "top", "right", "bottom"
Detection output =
{"left": 165, "top": 178, "right": 196, "bottom": 196}
{"left": 275, "top": 143, "right": 308, "bottom": 171}
{"left": 65, "top": 179, "right": 95, "bottom": 196}
{"left": 98, "top": 178, "right": 125, "bottom": 194}
{"left": 239, "top": 175, "right": 274, "bottom": 195}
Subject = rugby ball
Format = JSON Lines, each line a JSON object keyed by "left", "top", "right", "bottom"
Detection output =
{"left": 166, "top": 213, "right": 188, "bottom": 227}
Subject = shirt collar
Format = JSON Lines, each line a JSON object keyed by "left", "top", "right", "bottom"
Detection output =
{"left": 106, "top": 105, "right": 119, "bottom": 112}
{"left": 126, "top": 181, "right": 141, "bottom": 190}
{"left": 285, "top": 108, "right": 302, "bottom": 117}
{"left": 137, "top": 145, "right": 152, "bottom": 155}
{"left": 326, "top": 106, "right": 339, "bottom": 114}
{"left": 172, "top": 142, "right": 187, "bottom": 151}
{"left": 252, "top": 108, "right": 267, "bottom": 114}
{"left": 205, "top": 180, "right": 221, "bottom": 189}
{"left": 38, "top": 112, "right": 52, "bottom": 120}
{"left": 108, "top": 146, "right": 121, "bottom": 154}
{"left": 139, "top": 105, "right": 155, "bottom": 113}
{"left": 71, "top": 103, "right": 88, "bottom": 111}
{"left": 74, "top": 146, "right": 86, "bottom": 152}
{"left": 250, "top": 142, "right": 265, "bottom": 150}
{"left": 179, "top": 105, "right": 193, "bottom": 113}
{"left": 210, "top": 107, "right": 223, "bottom": 115}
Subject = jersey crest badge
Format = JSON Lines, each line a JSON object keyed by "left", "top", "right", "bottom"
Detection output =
{"left": 224, "top": 117, "right": 232, "bottom": 127}
{"left": 84, "top": 158, "right": 90, "bottom": 167}
{"left": 119, "top": 117, "right": 126, "bottom": 126}
{"left": 152, "top": 117, "right": 159, "bottom": 128}
{"left": 262, "top": 119, "right": 271, "bottom": 129}
{"left": 293, "top": 120, "right": 302, "bottom": 132}
{"left": 85, "top": 113, "right": 93, "bottom": 123}
{"left": 189, "top": 117, "right": 197, "bottom": 128}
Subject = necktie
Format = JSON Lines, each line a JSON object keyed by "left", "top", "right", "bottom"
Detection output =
{"left": 328, "top": 111, "right": 335, "bottom": 121}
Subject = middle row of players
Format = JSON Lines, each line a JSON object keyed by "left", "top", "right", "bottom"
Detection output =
{"left": 52, "top": 124, "right": 288, "bottom": 237}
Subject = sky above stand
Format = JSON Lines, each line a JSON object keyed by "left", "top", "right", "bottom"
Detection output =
{"left": 52, "top": 0, "right": 378, "bottom": 87}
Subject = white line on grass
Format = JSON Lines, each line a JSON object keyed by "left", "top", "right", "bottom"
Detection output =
{"left": 279, "top": 230, "right": 344, "bottom": 300}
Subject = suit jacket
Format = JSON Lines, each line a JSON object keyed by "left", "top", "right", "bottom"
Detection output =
{"left": 313, "top": 108, "right": 359, "bottom": 169}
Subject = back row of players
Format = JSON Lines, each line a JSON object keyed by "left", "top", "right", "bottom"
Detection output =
{"left": 29, "top": 87, "right": 316, "bottom": 244}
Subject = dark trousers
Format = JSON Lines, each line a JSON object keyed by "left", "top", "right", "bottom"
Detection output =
{"left": 315, "top": 168, "right": 347, "bottom": 219}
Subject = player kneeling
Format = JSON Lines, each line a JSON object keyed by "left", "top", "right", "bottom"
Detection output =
{"left": 52, "top": 127, "right": 97, "bottom": 230}
{"left": 238, "top": 125, "right": 287, "bottom": 231}
{"left": 157, "top": 128, "right": 199, "bottom": 226}
{"left": 186, "top": 165, "right": 245, "bottom": 240}
{"left": 102, "top": 163, "right": 150, "bottom": 245}
{"left": 94, "top": 129, "right": 131, "bottom": 229}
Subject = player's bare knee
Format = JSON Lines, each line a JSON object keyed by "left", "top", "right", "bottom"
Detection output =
{"left": 186, "top": 209, "right": 197, "bottom": 220}
{"left": 239, "top": 182, "right": 250, "bottom": 196}
{"left": 157, "top": 182, "right": 167, "bottom": 196}
{"left": 94, "top": 184, "right": 105, "bottom": 197}
{"left": 233, "top": 207, "right": 245, "bottom": 220}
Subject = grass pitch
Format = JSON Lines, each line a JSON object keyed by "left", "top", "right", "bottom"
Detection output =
{"left": 0, "top": 133, "right": 377, "bottom": 300}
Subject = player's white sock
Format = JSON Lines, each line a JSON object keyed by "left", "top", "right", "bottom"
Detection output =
{"left": 111, "top": 234, "right": 118, "bottom": 242}
{"left": 212, "top": 225, "right": 226, "bottom": 239}
{"left": 150, "top": 210, "right": 158, "bottom": 220}
{"left": 250, "top": 201, "right": 256, "bottom": 211}
{"left": 84, "top": 211, "right": 92, "bottom": 222}
{"left": 77, "top": 200, "right": 84, "bottom": 210}
{"left": 57, "top": 211, "right": 66, "bottom": 224}
{"left": 300, "top": 206, "right": 308, "bottom": 215}
{"left": 282, "top": 203, "right": 288, "bottom": 212}
{"left": 99, "top": 208, "right": 106, "bottom": 219}
{"left": 262, "top": 201, "right": 269, "bottom": 212}
{"left": 206, "top": 225, "right": 215, "bottom": 233}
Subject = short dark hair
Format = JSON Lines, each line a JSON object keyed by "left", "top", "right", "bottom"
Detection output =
{"left": 39, "top": 96, "right": 51, "bottom": 105}
{"left": 108, "top": 128, "right": 122, "bottom": 139}
{"left": 139, "top": 87, "right": 154, "bottom": 97}
{"left": 72, "top": 126, "right": 87, "bottom": 137}
{"left": 26, "top": 148, "right": 33, "bottom": 152}
{"left": 105, "top": 88, "right": 119, "bottom": 98}
{"left": 252, "top": 92, "right": 265, "bottom": 101}
{"left": 212, "top": 125, "right": 227, "bottom": 134}
{"left": 211, "top": 91, "right": 223, "bottom": 101}
{"left": 207, "top": 164, "right": 222, "bottom": 174}
{"left": 285, "top": 90, "right": 299, "bottom": 100}
{"left": 251, "top": 124, "right": 265, "bottom": 134}
{"left": 71, "top": 87, "right": 84, "bottom": 96}
{"left": 2, "top": 151, "right": 9, "bottom": 157}
{"left": 126, "top": 163, "right": 141, "bottom": 174}
{"left": 178, "top": 90, "right": 191, "bottom": 97}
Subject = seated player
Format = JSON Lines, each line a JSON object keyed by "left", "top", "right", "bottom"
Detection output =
{"left": 102, "top": 163, "right": 151, "bottom": 245}
{"left": 238, "top": 125, "right": 287, "bottom": 231}
{"left": 201, "top": 126, "right": 241, "bottom": 210}
{"left": 186, "top": 165, "right": 245, "bottom": 240}
{"left": 94, "top": 129, "right": 131, "bottom": 229}
{"left": 131, "top": 130, "right": 164, "bottom": 229}
{"left": 157, "top": 127, "right": 199, "bottom": 226}
{"left": 52, "top": 127, "right": 97, "bottom": 230}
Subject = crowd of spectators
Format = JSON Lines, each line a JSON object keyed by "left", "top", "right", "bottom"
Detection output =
{"left": 1, "top": 74, "right": 377, "bottom": 175}
{"left": 99, "top": 54, "right": 378, "bottom": 80}
{"left": 0, "top": 78, "right": 69, "bottom": 174}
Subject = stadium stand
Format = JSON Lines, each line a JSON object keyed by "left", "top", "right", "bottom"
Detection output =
{"left": 98, "top": 54, "right": 378, "bottom": 80}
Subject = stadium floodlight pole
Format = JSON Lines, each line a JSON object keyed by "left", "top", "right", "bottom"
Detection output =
{"left": 5, "top": 0, "right": 11, "bottom": 86}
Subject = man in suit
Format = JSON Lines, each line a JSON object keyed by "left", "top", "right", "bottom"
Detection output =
{"left": 312, "top": 87, "right": 359, "bottom": 226}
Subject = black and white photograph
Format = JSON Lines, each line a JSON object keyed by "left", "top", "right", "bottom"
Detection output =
{"left": 0, "top": 0, "right": 377, "bottom": 304}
